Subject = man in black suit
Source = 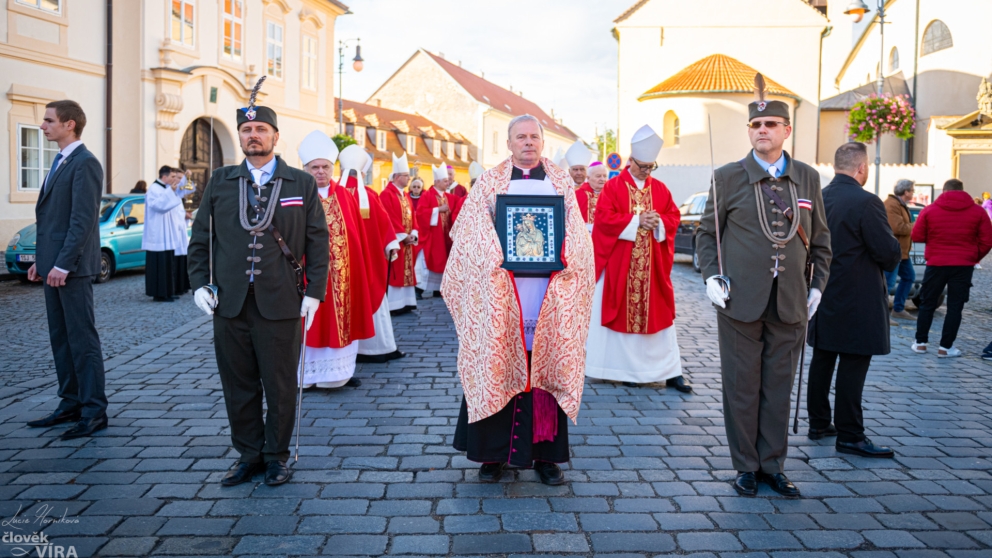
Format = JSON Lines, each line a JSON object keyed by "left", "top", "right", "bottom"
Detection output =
{"left": 26, "top": 100, "right": 108, "bottom": 439}
{"left": 806, "top": 142, "right": 901, "bottom": 457}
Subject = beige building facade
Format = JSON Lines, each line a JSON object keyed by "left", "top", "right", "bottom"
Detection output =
{"left": 2, "top": 0, "right": 349, "bottom": 244}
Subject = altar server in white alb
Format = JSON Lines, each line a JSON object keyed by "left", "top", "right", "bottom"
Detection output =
{"left": 142, "top": 165, "right": 194, "bottom": 301}
{"left": 585, "top": 125, "right": 692, "bottom": 393}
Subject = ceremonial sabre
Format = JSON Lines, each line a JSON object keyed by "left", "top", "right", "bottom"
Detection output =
{"left": 707, "top": 115, "right": 731, "bottom": 298}
{"left": 206, "top": 216, "right": 218, "bottom": 300}
{"left": 793, "top": 263, "right": 815, "bottom": 434}
{"left": 294, "top": 325, "right": 308, "bottom": 462}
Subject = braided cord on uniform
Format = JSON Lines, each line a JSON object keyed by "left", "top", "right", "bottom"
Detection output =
{"left": 753, "top": 179, "right": 800, "bottom": 247}
{"left": 238, "top": 177, "right": 283, "bottom": 232}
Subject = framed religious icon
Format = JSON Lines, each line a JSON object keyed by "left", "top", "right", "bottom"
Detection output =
{"left": 495, "top": 194, "right": 566, "bottom": 276}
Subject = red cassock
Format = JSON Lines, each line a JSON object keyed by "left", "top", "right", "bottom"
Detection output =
{"left": 449, "top": 195, "right": 467, "bottom": 234}
{"left": 416, "top": 186, "right": 456, "bottom": 274}
{"left": 306, "top": 181, "right": 376, "bottom": 349}
{"left": 591, "top": 169, "right": 681, "bottom": 335}
{"left": 449, "top": 182, "right": 468, "bottom": 198}
{"left": 379, "top": 183, "right": 419, "bottom": 288}
{"left": 344, "top": 177, "right": 396, "bottom": 305}
{"left": 575, "top": 182, "right": 602, "bottom": 224}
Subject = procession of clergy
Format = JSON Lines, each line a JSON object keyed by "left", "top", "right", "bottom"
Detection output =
{"left": 189, "top": 77, "right": 824, "bottom": 497}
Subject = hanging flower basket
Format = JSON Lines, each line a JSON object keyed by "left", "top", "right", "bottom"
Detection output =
{"left": 848, "top": 93, "right": 916, "bottom": 143}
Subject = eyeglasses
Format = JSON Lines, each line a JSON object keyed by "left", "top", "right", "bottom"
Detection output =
{"left": 630, "top": 158, "right": 658, "bottom": 171}
{"left": 746, "top": 120, "right": 788, "bottom": 129}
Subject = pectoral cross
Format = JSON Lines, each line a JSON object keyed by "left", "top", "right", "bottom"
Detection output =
{"left": 633, "top": 204, "right": 645, "bottom": 215}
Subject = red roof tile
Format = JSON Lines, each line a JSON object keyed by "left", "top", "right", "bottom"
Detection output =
{"left": 639, "top": 54, "right": 800, "bottom": 101}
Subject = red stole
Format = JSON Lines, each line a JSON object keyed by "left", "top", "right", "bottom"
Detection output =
{"left": 591, "top": 169, "right": 681, "bottom": 334}
{"left": 575, "top": 182, "right": 602, "bottom": 224}
{"left": 415, "top": 186, "right": 455, "bottom": 274}
{"left": 379, "top": 183, "right": 419, "bottom": 288}
{"left": 306, "top": 181, "right": 376, "bottom": 349}
{"left": 345, "top": 177, "right": 395, "bottom": 304}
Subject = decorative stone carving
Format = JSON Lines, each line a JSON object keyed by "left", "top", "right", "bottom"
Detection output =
{"left": 155, "top": 92, "right": 183, "bottom": 130}
{"left": 978, "top": 78, "right": 992, "bottom": 119}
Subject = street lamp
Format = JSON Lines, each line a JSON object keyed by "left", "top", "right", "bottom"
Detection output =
{"left": 844, "top": 0, "right": 887, "bottom": 195}
{"left": 338, "top": 38, "right": 364, "bottom": 135}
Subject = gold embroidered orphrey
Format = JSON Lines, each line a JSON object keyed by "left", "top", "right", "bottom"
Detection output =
{"left": 514, "top": 213, "right": 546, "bottom": 258}
{"left": 322, "top": 195, "right": 351, "bottom": 346}
{"left": 626, "top": 182, "right": 653, "bottom": 334}
{"left": 399, "top": 192, "right": 417, "bottom": 287}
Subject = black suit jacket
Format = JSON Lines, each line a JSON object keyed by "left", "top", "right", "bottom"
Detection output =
{"left": 34, "top": 144, "right": 104, "bottom": 278}
{"left": 808, "top": 174, "right": 902, "bottom": 355}
{"left": 187, "top": 157, "right": 330, "bottom": 320}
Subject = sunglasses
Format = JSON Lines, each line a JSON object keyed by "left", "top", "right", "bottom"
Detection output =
{"left": 746, "top": 120, "right": 788, "bottom": 129}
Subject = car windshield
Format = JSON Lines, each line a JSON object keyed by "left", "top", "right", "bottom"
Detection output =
{"left": 99, "top": 198, "right": 119, "bottom": 222}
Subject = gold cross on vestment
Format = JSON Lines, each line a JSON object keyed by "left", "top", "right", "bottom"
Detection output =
{"left": 633, "top": 205, "right": 645, "bottom": 215}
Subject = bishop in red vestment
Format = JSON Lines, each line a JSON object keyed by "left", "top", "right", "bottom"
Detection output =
{"left": 415, "top": 164, "right": 455, "bottom": 297}
{"left": 448, "top": 165, "right": 468, "bottom": 198}
{"left": 586, "top": 125, "right": 691, "bottom": 392}
{"left": 575, "top": 162, "right": 608, "bottom": 233}
{"left": 298, "top": 132, "right": 376, "bottom": 389}
{"left": 380, "top": 152, "right": 419, "bottom": 314}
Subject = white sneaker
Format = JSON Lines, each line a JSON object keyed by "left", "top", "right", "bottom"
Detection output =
{"left": 910, "top": 343, "right": 927, "bottom": 353}
{"left": 938, "top": 346, "right": 962, "bottom": 358}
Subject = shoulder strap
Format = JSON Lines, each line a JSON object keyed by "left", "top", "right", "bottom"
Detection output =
{"left": 267, "top": 223, "right": 306, "bottom": 297}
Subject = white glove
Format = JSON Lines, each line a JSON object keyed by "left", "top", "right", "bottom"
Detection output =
{"left": 194, "top": 287, "right": 218, "bottom": 316}
{"left": 807, "top": 288, "right": 822, "bottom": 319}
{"left": 301, "top": 296, "right": 320, "bottom": 331}
{"left": 705, "top": 276, "right": 729, "bottom": 309}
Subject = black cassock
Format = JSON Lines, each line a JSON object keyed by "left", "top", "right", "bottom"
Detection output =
{"left": 453, "top": 393, "right": 570, "bottom": 468}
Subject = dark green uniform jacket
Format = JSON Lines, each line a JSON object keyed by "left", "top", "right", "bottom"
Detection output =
{"left": 188, "top": 157, "right": 330, "bottom": 320}
{"left": 696, "top": 151, "right": 832, "bottom": 325}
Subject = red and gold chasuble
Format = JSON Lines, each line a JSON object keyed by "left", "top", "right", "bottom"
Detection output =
{"left": 442, "top": 158, "right": 596, "bottom": 424}
{"left": 306, "top": 182, "right": 376, "bottom": 349}
{"left": 416, "top": 186, "right": 455, "bottom": 274}
{"left": 591, "top": 169, "right": 681, "bottom": 335}
{"left": 379, "top": 183, "right": 419, "bottom": 288}
{"left": 575, "top": 182, "right": 602, "bottom": 224}
{"left": 345, "top": 178, "right": 397, "bottom": 305}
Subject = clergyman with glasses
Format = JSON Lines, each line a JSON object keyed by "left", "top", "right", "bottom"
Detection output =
{"left": 695, "top": 75, "right": 832, "bottom": 499}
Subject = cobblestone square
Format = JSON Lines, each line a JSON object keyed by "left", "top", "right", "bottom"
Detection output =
{"left": 1, "top": 260, "right": 990, "bottom": 557}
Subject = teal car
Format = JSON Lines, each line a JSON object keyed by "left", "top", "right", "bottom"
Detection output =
{"left": 6, "top": 194, "right": 151, "bottom": 283}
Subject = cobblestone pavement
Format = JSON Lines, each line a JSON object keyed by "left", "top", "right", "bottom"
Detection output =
{"left": 1, "top": 262, "right": 991, "bottom": 557}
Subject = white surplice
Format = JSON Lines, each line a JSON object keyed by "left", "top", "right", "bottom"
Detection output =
{"left": 358, "top": 296, "right": 398, "bottom": 356}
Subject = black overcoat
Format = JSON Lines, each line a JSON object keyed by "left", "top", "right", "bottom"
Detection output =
{"left": 808, "top": 173, "right": 901, "bottom": 355}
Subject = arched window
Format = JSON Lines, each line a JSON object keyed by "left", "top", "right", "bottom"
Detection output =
{"left": 888, "top": 47, "right": 900, "bottom": 73}
{"left": 922, "top": 20, "right": 953, "bottom": 56}
{"left": 663, "top": 110, "right": 680, "bottom": 147}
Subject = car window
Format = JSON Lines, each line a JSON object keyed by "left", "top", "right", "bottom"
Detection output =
{"left": 99, "top": 199, "right": 118, "bottom": 222}
{"left": 679, "top": 197, "right": 695, "bottom": 216}
{"left": 120, "top": 200, "right": 145, "bottom": 224}
{"left": 909, "top": 208, "right": 921, "bottom": 222}
{"left": 691, "top": 195, "right": 708, "bottom": 215}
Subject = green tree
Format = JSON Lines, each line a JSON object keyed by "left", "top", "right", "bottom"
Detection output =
{"left": 593, "top": 129, "right": 617, "bottom": 161}
{"left": 332, "top": 133, "right": 357, "bottom": 152}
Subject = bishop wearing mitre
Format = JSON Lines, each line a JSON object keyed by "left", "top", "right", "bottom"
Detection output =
{"left": 575, "top": 162, "right": 608, "bottom": 232}
{"left": 444, "top": 114, "right": 595, "bottom": 486}
{"left": 379, "top": 151, "right": 419, "bottom": 315}
{"left": 585, "top": 125, "right": 692, "bottom": 393}
{"left": 415, "top": 164, "right": 455, "bottom": 298}
{"left": 564, "top": 140, "right": 591, "bottom": 189}
{"left": 339, "top": 146, "right": 403, "bottom": 364}
{"left": 298, "top": 131, "right": 376, "bottom": 389}
{"left": 450, "top": 161, "right": 484, "bottom": 226}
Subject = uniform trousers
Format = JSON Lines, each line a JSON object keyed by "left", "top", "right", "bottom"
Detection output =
{"left": 807, "top": 349, "right": 872, "bottom": 444}
{"left": 213, "top": 290, "right": 301, "bottom": 464}
{"left": 717, "top": 281, "right": 805, "bottom": 474}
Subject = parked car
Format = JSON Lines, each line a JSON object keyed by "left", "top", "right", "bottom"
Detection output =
{"left": 6, "top": 194, "right": 149, "bottom": 283}
{"left": 674, "top": 191, "right": 707, "bottom": 272}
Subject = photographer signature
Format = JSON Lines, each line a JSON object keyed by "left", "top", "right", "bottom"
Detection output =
{"left": 1, "top": 504, "right": 79, "bottom": 530}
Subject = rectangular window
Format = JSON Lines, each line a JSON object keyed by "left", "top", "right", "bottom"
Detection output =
{"left": 460, "top": 144, "right": 468, "bottom": 160}
{"left": 354, "top": 126, "right": 365, "bottom": 147}
{"left": 432, "top": 139, "right": 441, "bottom": 158}
{"left": 376, "top": 130, "right": 387, "bottom": 151}
{"left": 406, "top": 135, "right": 417, "bottom": 155}
{"left": 446, "top": 142, "right": 454, "bottom": 159}
{"left": 302, "top": 35, "right": 318, "bottom": 91}
{"left": 16, "top": 0, "right": 61, "bottom": 14}
{"left": 222, "top": 0, "right": 242, "bottom": 59}
{"left": 492, "top": 131, "right": 498, "bottom": 154}
{"left": 17, "top": 124, "right": 59, "bottom": 192}
{"left": 171, "top": 0, "right": 195, "bottom": 47}
{"left": 266, "top": 22, "right": 283, "bottom": 79}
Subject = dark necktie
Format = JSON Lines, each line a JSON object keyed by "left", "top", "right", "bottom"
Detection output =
{"left": 42, "top": 152, "right": 63, "bottom": 195}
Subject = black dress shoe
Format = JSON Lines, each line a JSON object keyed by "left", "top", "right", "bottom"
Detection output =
{"left": 733, "top": 472, "right": 757, "bottom": 497}
{"left": 390, "top": 307, "right": 413, "bottom": 316}
{"left": 836, "top": 437, "right": 894, "bottom": 458}
{"left": 356, "top": 353, "right": 390, "bottom": 364}
{"left": 60, "top": 415, "right": 108, "bottom": 440}
{"left": 27, "top": 409, "right": 81, "bottom": 428}
{"left": 385, "top": 350, "right": 406, "bottom": 361}
{"left": 758, "top": 472, "right": 801, "bottom": 498}
{"left": 534, "top": 461, "right": 566, "bottom": 486}
{"left": 264, "top": 461, "right": 292, "bottom": 486}
{"left": 622, "top": 381, "right": 639, "bottom": 388}
{"left": 808, "top": 424, "right": 838, "bottom": 440}
{"left": 666, "top": 376, "right": 693, "bottom": 393}
{"left": 478, "top": 462, "right": 505, "bottom": 483}
{"left": 221, "top": 461, "right": 262, "bottom": 486}
{"left": 346, "top": 378, "right": 363, "bottom": 387}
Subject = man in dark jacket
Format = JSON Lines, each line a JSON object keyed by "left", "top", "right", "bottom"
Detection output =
{"left": 911, "top": 178, "right": 992, "bottom": 357}
{"left": 807, "top": 143, "right": 901, "bottom": 458}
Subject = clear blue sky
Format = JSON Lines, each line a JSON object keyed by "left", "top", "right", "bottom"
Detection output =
{"left": 333, "top": 0, "right": 623, "bottom": 141}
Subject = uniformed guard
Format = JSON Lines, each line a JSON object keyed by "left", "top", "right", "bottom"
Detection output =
{"left": 696, "top": 74, "right": 832, "bottom": 498}
{"left": 187, "top": 78, "right": 330, "bottom": 487}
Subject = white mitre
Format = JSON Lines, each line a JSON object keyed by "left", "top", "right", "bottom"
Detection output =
{"left": 298, "top": 130, "right": 339, "bottom": 167}
{"left": 391, "top": 152, "right": 410, "bottom": 177}
{"left": 432, "top": 164, "right": 447, "bottom": 181}
{"left": 630, "top": 124, "right": 663, "bottom": 162}
{"left": 551, "top": 147, "right": 566, "bottom": 169}
{"left": 565, "top": 140, "right": 591, "bottom": 168}
{"left": 468, "top": 161, "right": 484, "bottom": 180}
{"left": 339, "top": 144, "right": 371, "bottom": 217}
